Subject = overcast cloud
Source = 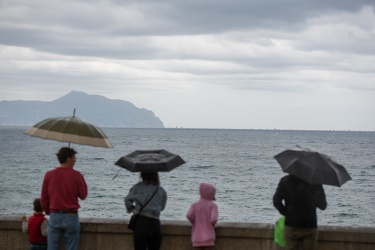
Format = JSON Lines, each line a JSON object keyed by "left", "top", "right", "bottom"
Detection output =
{"left": 1, "top": 0, "right": 374, "bottom": 130}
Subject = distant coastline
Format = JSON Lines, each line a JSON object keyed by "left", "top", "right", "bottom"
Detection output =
{"left": 0, "top": 91, "right": 164, "bottom": 128}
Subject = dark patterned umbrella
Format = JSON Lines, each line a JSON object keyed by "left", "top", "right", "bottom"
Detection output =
{"left": 115, "top": 149, "right": 185, "bottom": 172}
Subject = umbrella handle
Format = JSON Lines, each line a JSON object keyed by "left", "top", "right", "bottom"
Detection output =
{"left": 112, "top": 169, "right": 121, "bottom": 180}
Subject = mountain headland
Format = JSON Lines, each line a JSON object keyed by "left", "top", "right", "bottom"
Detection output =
{"left": 0, "top": 91, "right": 164, "bottom": 128}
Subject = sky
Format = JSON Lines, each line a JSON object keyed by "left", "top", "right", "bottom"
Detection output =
{"left": 0, "top": 0, "right": 374, "bottom": 131}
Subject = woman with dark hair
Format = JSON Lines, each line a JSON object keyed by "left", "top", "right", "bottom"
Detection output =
{"left": 125, "top": 172, "right": 167, "bottom": 250}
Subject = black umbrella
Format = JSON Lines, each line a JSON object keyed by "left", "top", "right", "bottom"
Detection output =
{"left": 115, "top": 149, "right": 185, "bottom": 172}
{"left": 274, "top": 149, "right": 351, "bottom": 187}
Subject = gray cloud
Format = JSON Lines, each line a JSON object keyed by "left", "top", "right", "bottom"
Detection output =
{"left": 0, "top": 0, "right": 374, "bottom": 130}
{"left": 1, "top": 0, "right": 374, "bottom": 57}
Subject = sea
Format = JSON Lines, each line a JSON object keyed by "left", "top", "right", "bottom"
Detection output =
{"left": 0, "top": 127, "right": 374, "bottom": 227}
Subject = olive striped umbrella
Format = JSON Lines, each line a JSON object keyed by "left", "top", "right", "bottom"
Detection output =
{"left": 25, "top": 109, "right": 113, "bottom": 148}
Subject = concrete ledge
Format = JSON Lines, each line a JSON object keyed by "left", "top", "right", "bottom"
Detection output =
{"left": 319, "top": 225, "right": 375, "bottom": 243}
{"left": 1, "top": 215, "right": 375, "bottom": 250}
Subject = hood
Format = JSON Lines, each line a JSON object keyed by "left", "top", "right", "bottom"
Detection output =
{"left": 199, "top": 182, "right": 216, "bottom": 200}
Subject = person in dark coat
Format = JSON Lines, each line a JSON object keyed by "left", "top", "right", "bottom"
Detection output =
{"left": 273, "top": 174, "right": 327, "bottom": 250}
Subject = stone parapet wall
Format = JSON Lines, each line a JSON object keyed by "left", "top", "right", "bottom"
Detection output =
{"left": 1, "top": 216, "right": 374, "bottom": 250}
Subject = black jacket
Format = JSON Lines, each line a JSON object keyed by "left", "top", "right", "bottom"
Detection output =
{"left": 273, "top": 175, "right": 327, "bottom": 228}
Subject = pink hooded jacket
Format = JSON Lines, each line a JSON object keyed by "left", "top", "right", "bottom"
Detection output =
{"left": 186, "top": 182, "right": 218, "bottom": 247}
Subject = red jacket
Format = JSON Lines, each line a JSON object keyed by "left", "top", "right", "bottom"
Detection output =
{"left": 28, "top": 213, "right": 47, "bottom": 243}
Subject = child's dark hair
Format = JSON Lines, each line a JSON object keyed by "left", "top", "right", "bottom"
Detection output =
{"left": 33, "top": 198, "right": 43, "bottom": 213}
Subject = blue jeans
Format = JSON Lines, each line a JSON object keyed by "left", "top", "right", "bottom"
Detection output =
{"left": 47, "top": 212, "right": 80, "bottom": 250}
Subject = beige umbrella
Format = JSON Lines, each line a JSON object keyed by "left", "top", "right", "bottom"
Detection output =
{"left": 25, "top": 109, "right": 113, "bottom": 148}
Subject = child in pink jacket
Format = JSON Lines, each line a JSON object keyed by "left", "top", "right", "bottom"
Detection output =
{"left": 186, "top": 182, "right": 218, "bottom": 250}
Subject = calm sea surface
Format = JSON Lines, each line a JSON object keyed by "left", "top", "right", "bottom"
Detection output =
{"left": 0, "top": 127, "right": 374, "bottom": 227}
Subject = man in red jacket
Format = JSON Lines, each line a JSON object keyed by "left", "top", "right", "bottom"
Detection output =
{"left": 41, "top": 147, "right": 88, "bottom": 250}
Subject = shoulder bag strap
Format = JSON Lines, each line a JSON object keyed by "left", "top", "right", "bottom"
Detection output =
{"left": 138, "top": 186, "right": 159, "bottom": 213}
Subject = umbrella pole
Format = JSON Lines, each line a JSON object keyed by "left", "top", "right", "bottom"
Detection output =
{"left": 68, "top": 108, "right": 75, "bottom": 148}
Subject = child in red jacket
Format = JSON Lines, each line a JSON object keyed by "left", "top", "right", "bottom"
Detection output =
{"left": 22, "top": 198, "right": 48, "bottom": 250}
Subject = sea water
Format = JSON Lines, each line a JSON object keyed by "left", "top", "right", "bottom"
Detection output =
{"left": 0, "top": 127, "right": 374, "bottom": 227}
